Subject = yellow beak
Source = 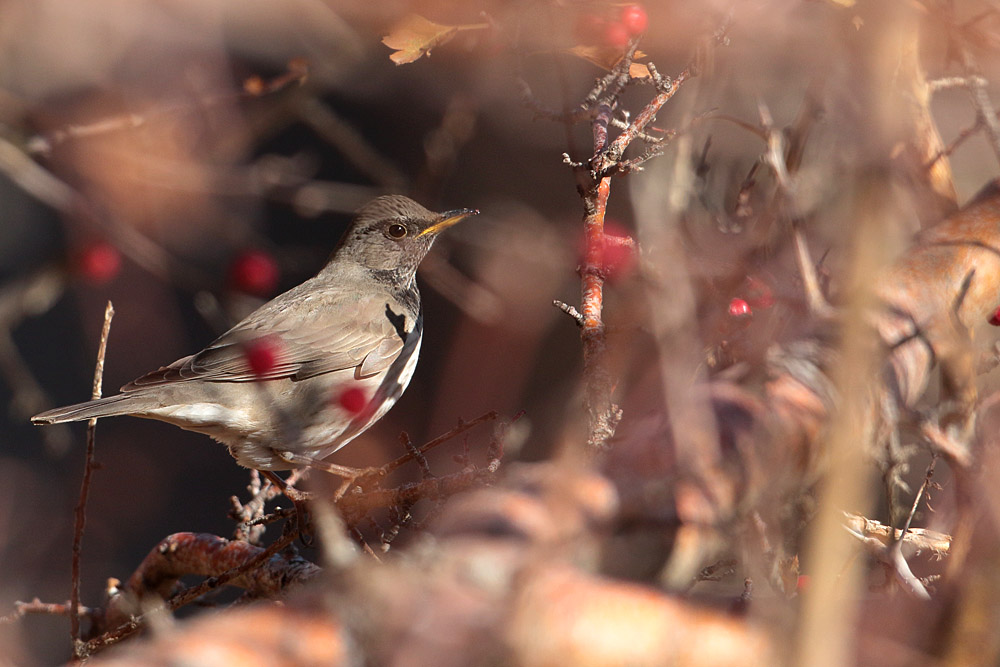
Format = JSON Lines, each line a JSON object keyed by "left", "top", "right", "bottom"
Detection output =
{"left": 418, "top": 208, "right": 479, "bottom": 237}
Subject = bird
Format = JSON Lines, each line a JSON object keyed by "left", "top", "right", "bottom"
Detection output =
{"left": 32, "top": 195, "right": 478, "bottom": 472}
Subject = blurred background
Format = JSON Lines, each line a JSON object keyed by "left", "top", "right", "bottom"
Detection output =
{"left": 2, "top": 0, "right": 1000, "bottom": 664}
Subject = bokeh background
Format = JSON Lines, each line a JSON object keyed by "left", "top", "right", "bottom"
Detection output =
{"left": 2, "top": 0, "right": 1000, "bottom": 664}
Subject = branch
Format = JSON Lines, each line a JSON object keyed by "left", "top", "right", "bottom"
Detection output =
{"left": 85, "top": 528, "right": 302, "bottom": 657}
{"left": 71, "top": 302, "right": 114, "bottom": 658}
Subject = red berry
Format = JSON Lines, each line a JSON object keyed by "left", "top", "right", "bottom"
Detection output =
{"left": 75, "top": 241, "right": 121, "bottom": 285}
{"left": 796, "top": 574, "right": 811, "bottom": 592}
{"left": 620, "top": 4, "right": 648, "bottom": 36}
{"left": 602, "top": 21, "right": 631, "bottom": 49}
{"left": 228, "top": 249, "right": 279, "bottom": 297}
{"left": 244, "top": 338, "right": 281, "bottom": 377}
{"left": 990, "top": 305, "right": 1000, "bottom": 326}
{"left": 602, "top": 221, "right": 636, "bottom": 282}
{"left": 338, "top": 386, "right": 368, "bottom": 415}
{"left": 728, "top": 298, "right": 752, "bottom": 318}
{"left": 576, "top": 220, "right": 636, "bottom": 282}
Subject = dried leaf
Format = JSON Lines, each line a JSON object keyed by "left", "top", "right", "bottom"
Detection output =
{"left": 629, "top": 63, "right": 651, "bottom": 79}
{"left": 566, "top": 45, "right": 649, "bottom": 78}
{"left": 382, "top": 14, "right": 460, "bottom": 65}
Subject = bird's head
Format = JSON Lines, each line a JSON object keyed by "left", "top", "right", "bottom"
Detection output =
{"left": 336, "top": 195, "right": 478, "bottom": 278}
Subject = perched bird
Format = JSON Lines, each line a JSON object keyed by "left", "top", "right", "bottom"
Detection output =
{"left": 33, "top": 195, "right": 477, "bottom": 471}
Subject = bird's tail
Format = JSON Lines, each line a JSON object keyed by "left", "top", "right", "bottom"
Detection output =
{"left": 32, "top": 394, "right": 135, "bottom": 425}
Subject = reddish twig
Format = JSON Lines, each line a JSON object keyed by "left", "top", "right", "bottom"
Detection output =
{"left": 573, "top": 57, "right": 692, "bottom": 450}
{"left": 580, "top": 175, "right": 616, "bottom": 450}
{"left": 71, "top": 301, "right": 114, "bottom": 658}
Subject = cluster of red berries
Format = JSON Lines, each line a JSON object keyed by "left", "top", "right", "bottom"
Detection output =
{"left": 574, "top": 4, "right": 648, "bottom": 49}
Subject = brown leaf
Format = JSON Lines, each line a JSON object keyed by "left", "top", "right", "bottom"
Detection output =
{"left": 629, "top": 63, "right": 650, "bottom": 79}
{"left": 382, "top": 14, "right": 460, "bottom": 65}
{"left": 566, "top": 45, "right": 649, "bottom": 78}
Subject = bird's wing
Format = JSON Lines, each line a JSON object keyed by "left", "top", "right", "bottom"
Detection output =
{"left": 122, "top": 291, "right": 413, "bottom": 390}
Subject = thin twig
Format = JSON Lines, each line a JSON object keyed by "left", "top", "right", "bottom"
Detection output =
{"left": 895, "top": 455, "right": 938, "bottom": 544}
{"left": 379, "top": 411, "right": 499, "bottom": 478}
{"left": 400, "top": 432, "right": 434, "bottom": 480}
{"left": 0, "top": 599, "right": 94, "bottom": 625}
{"left": 793, "top": 225, "right": 834, "bottom": 317}
{"left": 552, "top": 300, "right": 585, "bottom": 327}
{"left": 71, "top": 302, "right": 114, "bottom": 657}
{"left": 957, "top": 46, "right": 1000, "bottom": 166}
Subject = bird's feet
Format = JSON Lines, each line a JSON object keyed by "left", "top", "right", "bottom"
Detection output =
{"left": 261, "top": 470, "right": 314, "bottom": 541}
{"left": 274, "top": 450, "right": 387, "bottom": 500}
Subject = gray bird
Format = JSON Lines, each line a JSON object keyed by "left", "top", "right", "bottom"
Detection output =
{"left": 32, "top": 195, "right": 477, "bottom": 471}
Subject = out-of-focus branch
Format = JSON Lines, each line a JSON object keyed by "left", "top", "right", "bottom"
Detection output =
{"left": 293, "top": 96, "right": 408, "bottom": 191}
{"left": 87, "top": 529, "right": 305, "bottom": 655}
{"left": 25, "top": 61, "right": 309, "bottom": 157}
{"left": 843, "top": 512, "right": 951, "bottom": 558}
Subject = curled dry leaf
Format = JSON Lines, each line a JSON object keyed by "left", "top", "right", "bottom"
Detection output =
{"left": 382, "top": 14, "right": 487, "bottom": 65}
{"left": 566, "top": 45, "right": 650, "bottom": 78}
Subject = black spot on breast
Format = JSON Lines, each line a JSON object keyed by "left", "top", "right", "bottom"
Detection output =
{"left": 385, "top": 304, "right": 409, "bottom": 342}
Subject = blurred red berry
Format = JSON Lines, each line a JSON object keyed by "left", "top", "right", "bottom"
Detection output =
{"left": 576, "top": 220, "right": 637, "bottom": 282}
{"left": 796, "top": 574, "right": 811, "bottom": 593}
{"left": 229, "top": 249, "right": 279, "bottom": 296}
{"left": 990, "top": 305, "right": 1000, "bottom": 326}
{"left": 602, "top": 21, "right": 631, "bottom": 49}
{"left": 338, "top": 386, "right": 368, "bottom": 415}
{"left": 244, "top": 338, "right": 280, "bottom": 377}
{"left": 602, "top": 221, "right": 637, "bottom": 282}
{"left": 75, "top": 241, "right": 122, "bottom": 285}
{"left": 574, "top": 13, "right": 606, "bottom": 44}
{"left": 620, "top": 4, "right": 648, "bottom": 35}
{"left": 728, "top": 297, "right": 752, "bottom": 318}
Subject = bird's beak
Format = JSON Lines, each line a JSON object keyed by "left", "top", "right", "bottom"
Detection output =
{"left": 418, "top": 208, "right": 479, "bottom": 237}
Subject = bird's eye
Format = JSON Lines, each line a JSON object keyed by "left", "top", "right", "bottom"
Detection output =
{"left": 387, "top": 223, "right": 407, "bottom": 239}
